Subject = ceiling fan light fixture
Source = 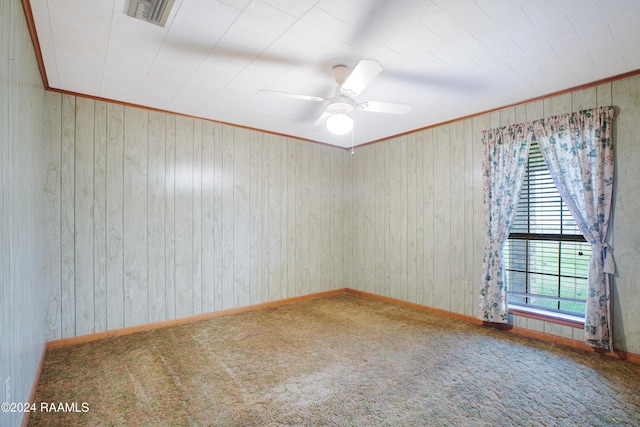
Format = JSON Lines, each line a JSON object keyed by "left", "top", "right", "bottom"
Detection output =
{"left": 326, "top": 114, "right": 353, "bottom": 135}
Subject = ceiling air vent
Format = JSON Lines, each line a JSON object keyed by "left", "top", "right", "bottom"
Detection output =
{"left": 126, "top": 0, "right": 175, "bottom": 27}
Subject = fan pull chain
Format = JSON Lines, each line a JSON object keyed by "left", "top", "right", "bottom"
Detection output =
{"left": 350, "top": 125, "right": 355, "bottom": 156}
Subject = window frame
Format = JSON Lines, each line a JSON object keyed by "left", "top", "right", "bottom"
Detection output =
{"left": 505, "top": 140, "right": 588, "bottom": 328}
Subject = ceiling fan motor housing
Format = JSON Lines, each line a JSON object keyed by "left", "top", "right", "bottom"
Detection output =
{"left": 325, "top": 95, "right": 356, "bottom": 114}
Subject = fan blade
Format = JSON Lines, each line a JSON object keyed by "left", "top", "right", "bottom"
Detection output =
{"left": 259, "top": 89, "right": 325, "bottom": 103}
{"left": 358, "top": 100, "right": 412, "bottom": 115}
{"left": 314, "top": 111, "right": 332, "bottom": 126}
{"left": 341, "top": 59, "right": 383, "bottom": 97}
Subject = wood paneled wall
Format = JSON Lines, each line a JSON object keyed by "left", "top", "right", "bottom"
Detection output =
{"left": 46, "top": 74, "right": 640, "bottom": 356}
{"left": 44, "top": 80, "right": 640, "bottom": 355}
{"left": 1, "top": 0, "right": 48, "bottom": 424}
{"left": 348, "top": 76, "right": 640, "bottom": 355}
{"left": 45, "top": 94, "right": 348, "bottom": 340}
{"left": 347, "top": 119, "right": 478, "bottom": 318}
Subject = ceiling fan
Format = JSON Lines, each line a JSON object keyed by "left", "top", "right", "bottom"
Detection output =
{"left": 260, "top": 59, "right": 412, "bottom": 135}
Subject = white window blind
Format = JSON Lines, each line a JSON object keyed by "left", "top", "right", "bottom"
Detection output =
{"left": 504, "top": 141, "right": 590, "bottom": 317}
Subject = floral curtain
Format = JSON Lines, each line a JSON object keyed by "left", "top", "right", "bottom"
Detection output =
{"left": 479, "top": 124, "right": 533, "bottom": 323}
{"left": 533, "top": 106, "right": 616, "bottom": 350}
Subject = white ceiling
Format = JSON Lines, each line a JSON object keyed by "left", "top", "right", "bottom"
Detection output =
{"left": 29, "top": 0, "right": 640, "bottom": 148}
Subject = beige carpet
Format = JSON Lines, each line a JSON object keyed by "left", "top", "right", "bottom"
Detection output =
{"left": 29, "top": 293, "right": 640, "bottom": 426}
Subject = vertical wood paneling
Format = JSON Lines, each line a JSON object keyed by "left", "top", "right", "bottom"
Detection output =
{"left": 268, "top": 135, "right": 284, "bottom": 299}
{"left": 165, "top": 115, "right": 176, "bottom": 318}
{"left": 286, "top": 139, "right": 297, "bottom": 297}
{"left": 544, "top": 92, "right": 572, "bottom": 118}
{"left": 375, "top": 142, "right": 389, "bottom": 296}
{"left": 526, "top": 100, "right": 544, "bottom": 122}
{"left": 106, "top": 103, "right": 124, "bottom": 330}
{"left": 308, "top": 143, "right": 322, "bottom": 294}
{"left": 400, "top": 138, "right": 408, "bottom": 300}
{"left": 572, "top": 86, "right": 597, "bottom": 111}
{"left": 500, "top": 107, "right": 516, "bottom": 126}
{"left": 422, "top": 129, "right": 435, "bottom": 307}
{"left": 449, "top": 120, "right": 465, "bottom": 314}
{"left": 44, "top": 93, "right": 62, "bottom": 340}
{"left": 415, "top": 132, "right": 425, "bottom": 305}
{"left": 295, "top": 141, "right": 310, "bottom": 296}
{"left": 351, "top": 146, "right": 363, "bottom": 290}
{"left": 611, "top": 75, "right": 640, "bottom": 352}
{"left": 433, "top": 126, "right": 451, "bottom": 310}
{"left": 514, "top": 104, "right": 527, "bottom": 126}
{"left": 406, "top": 134, "right": 418, "bottom": 303}
{"left": 1, "top": 1, "right": 9, "bottom": 409}
{"left": 281, "top": 140, "right": 290, "bottom": 295}
{"left": 388, "top": 138, "right": 403, "bottom": 299}
{"left": 259, "top": 133, "right": 270, "bottom": 304}
{"left": 201, "top": 121, "right": 216, "bottom": 312}
{"left": 75, "top": 98, "right": 95, "bottom": 336}
{"left": 334, "top": 149, "right": 346, "bottom": 288}
{"left": 174, "top": 116, "right": 194, "bottom": 318}
{"left": 234, "top": 128, "right": 251, "bottom": 307}
{"left": 60, "top": 94, "right": 76, "bottom": 338}
{"left": 212, "top": 122, "right": 223, "bottom": 311}
{"left": 323, "top": 146, "right": 335, "bottom": 291}
{"left": 147, "top": 111, "right": 166, "bottom": 323}
{"left": 123, "top": 107, "right": 148, "bottom": 327}
{"left": 193, "top": 120, "right": 203, "bottom": 314}
{"left": 249, "top": 130, "right": 264, "bottom": 303}
{"left": 462, "top": 118, "right": 475, "bottom": 317}
{"left": 363, "top": 146, "right": 376, "bottom": 293}
{"left": 92, "top": 101, "right": 107, "bottom": 334}
{"left": 49, "top": 100, "right": 349, "bottom": 335}
{"left": 596, "top": 83, "right": 613, "bottom": 108}
{"left": 222, "top": 126, "right": 235, "bottom": 309}
{"left": 1, "top": 0, "right": 48, "bottom": 418}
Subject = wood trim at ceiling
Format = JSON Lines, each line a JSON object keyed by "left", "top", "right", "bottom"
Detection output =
{"left": 17, "top": 2, "right": 640, "bottom": 149}
{"left": 21, "top": 0, "right": 49, "bottom": 88}
{"left": 358, "top": 67, "right": 640, "bottom": 148}
{"left": 45, "top": 87, "right": 337, "bottom": 148}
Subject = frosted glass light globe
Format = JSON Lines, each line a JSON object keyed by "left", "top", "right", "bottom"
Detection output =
{"left": 326, "top": 113, "right": 353, "bottom": 135}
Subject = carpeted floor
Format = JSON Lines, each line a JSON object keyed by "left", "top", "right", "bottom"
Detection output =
{"left": 29, "top": 293, "right": 640, "bottom": 426}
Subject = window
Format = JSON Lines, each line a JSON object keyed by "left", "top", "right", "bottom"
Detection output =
{"left": 504, "top": 140, "right": 590, "bottom": 321}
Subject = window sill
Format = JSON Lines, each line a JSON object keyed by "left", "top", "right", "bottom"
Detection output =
{"left": 508, "top": 305, "right": 584, "bottom": 329}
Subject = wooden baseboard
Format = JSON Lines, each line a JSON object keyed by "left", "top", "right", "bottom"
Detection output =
{"left": 344, "top": 288, "right": 640, "bottom": 365}
{"left": 46, "top": 288, "right": 348, "bottom": 350}
{"left": 345, "top": 288, "right": 484, "bottom": 325}
{"left": 507, "top": 325, "right": 640, "bottom": 364}
{"left": 44, "top": 286, "right": 640, "bottom": 365}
